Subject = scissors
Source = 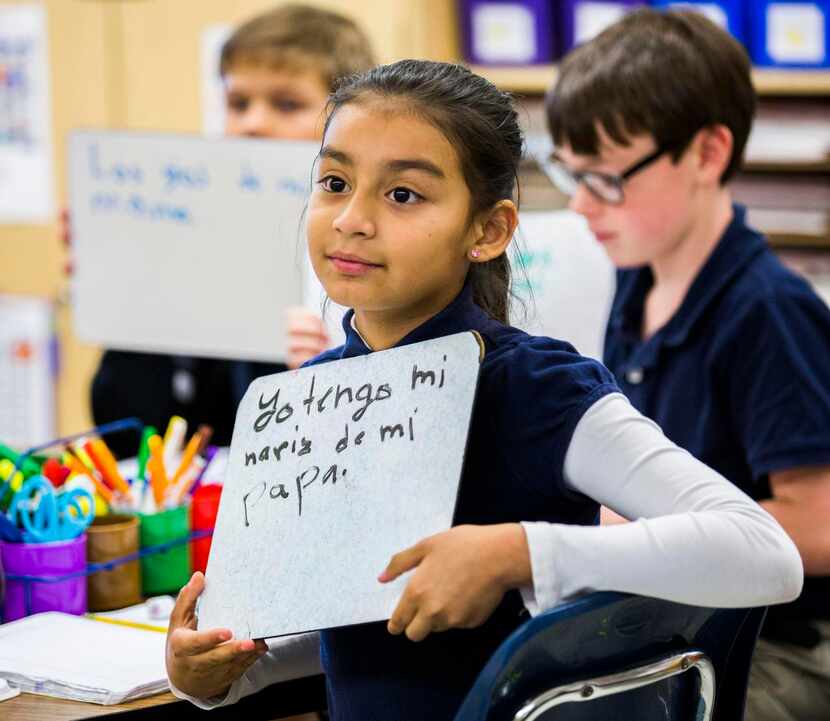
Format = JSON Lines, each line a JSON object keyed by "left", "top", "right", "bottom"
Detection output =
{"left": 8, "top": 475, "right": 94, "bottom": 543}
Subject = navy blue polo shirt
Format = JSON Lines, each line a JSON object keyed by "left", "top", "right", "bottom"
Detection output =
{"left": 304, "top": 282, "right": 618, "bottom": 721}
{"left": 604, "top": 204, "right": 830, "bottom": 641}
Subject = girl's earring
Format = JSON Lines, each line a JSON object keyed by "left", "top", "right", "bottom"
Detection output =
{"left": 469, "top": 248, "right": 481, "bottom": 260}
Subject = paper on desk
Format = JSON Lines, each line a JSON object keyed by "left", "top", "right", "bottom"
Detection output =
{"left": 0, "top": 612, "right": 168, "bottom": 704}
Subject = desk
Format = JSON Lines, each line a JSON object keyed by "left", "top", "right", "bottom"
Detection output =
{"left": 2, "top": 674, "right": 327, "bottom": 720}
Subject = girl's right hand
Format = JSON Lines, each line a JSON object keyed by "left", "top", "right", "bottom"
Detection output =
{"left": 165, "top": 572, "right": 267, "bottom": 699}
{"left": 286, "top": 308, "right": 331, "bottom": 369}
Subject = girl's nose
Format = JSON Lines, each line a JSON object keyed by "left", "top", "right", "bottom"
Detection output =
{"left": 333, "top": 194, "right": 375, "bottom": 238}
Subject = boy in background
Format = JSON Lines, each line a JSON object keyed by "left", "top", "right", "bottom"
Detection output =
{"left": 544, "top": 9, "right": 830, "bottom": 719}
{"left": 90, "top": 5, "right": 375, "bottom": 456}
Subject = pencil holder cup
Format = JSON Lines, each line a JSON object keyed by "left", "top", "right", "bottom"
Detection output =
{"left": 0, "top": 534, "right": 87, "bottom": 622}
{"left": 190, "top": 485, "right": 222, "bottom": 574}
{"left": 86, "top": 514, "right": 141, "bottom": 611}
{"left": 138, "top": 505, "right": 191, "bottom": 595}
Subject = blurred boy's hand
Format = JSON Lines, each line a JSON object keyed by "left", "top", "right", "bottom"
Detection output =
{"left": 166, "top": 572, "right": 267, "bottom": 699}
{"left": 286, "top": 307, "right": 330, "bottom": 369}
{"left": 380, "top": 524, "right": 531, "bottom": 642}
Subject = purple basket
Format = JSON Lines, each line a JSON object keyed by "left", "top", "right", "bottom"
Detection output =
{"left": 1, "top": 533, "right": 87, "bottom": 622}
{"left": 460, "top": 0, "right": 557, "bottom": 64}
{"left": 559, "top": 0, "right": 645, "bottom": 52}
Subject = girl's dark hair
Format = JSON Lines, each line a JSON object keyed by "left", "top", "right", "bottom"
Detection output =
{"left": 323, "top": 59, "right": 524, "bottom": 323}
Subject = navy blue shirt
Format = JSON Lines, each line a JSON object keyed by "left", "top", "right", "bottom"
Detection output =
{"left": 604, "top": 205, "right": 830, "bottom": 642}
{"left": 304, "top": 283, "right": 618, "bottom": 721}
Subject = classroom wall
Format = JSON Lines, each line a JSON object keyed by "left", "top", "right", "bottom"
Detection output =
{"left": 1, "top": 0, "right": 459, "bottom": 440}
{"left": 0, "top": 0, "right": 121, "bottom": 438}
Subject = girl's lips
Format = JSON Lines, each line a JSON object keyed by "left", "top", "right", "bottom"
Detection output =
{"left": 328, "top": 255, "right": 382, "bottom": 275}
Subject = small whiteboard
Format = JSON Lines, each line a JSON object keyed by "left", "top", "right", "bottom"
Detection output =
{"left": 512, "top": 211, "right": 614, "bottom": 361}
{"left": 198, "top": 332, "right": 483, "bottom": 640}
{"left": 68, "top": 131, "right": 323, "bottom": 361}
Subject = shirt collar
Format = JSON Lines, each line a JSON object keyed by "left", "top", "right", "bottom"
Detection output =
{"left": 338, "top": 281, "right": 491, "bottom": 359}
{"left": 610, "top": 204, "right": 767, "bottom": 349}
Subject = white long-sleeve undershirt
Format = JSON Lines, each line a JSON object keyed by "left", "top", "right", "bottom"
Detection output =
{"left": 172, "top": 392, "right": 803, "bottom": 708}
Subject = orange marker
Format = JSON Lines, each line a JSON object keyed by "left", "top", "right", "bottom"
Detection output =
{"left": 147, "top": 435, "right": 169, "bottom": 508}
{"left": 65, "top": 454, "right": 114, "bottom": 504}
{"left": 174, "top": 455, "right": 206, "bottom": 505}
{"left": 171, "top": 431, "right": 202, "bottom": 487}
{"left": 84, "top": 439, "right": 132, "bottom": 501}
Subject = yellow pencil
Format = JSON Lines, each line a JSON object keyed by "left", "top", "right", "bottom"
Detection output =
{"left": 86, "top": 615, "right": 167, "bottom": 633}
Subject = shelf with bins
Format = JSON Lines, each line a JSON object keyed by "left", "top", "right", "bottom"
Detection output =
{"left": 469, "top": 64, "right": 830, "bottom": 97}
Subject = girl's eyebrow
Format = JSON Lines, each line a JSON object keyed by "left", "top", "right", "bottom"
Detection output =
{"left": 319, "top": 145, "right": 445, "bottom": 179}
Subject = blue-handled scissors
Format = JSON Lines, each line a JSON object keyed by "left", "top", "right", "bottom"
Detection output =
{"left": 8, "top": 475, "right": 94, "bottom": 543}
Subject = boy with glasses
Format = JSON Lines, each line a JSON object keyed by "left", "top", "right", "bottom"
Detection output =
{"left": 545, "top": 9, "right": 830, "bottom": 720}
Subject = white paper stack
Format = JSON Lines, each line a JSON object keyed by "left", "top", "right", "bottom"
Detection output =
{"left": 0, "top": 612, "right": 168, "bottom": 704}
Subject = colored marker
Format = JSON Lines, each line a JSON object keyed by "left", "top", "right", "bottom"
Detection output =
{"left": 0, "top": 442, "right": 41, "bottom": 477}
{"left": 147, "top": 434, "right": 169, "bottom": 508}
{"left": 65, "top": 454, "right": 114, "bottom": 505}
{"left": 195, "top": 425, "right": 213, "bottom": 455}
{"left": 136, "top": 425, "right": 157, "bottom": 482}
{"left": 173, "top": 456, "right": 206, "bottom": 506}
{"left": 163, "top": 416, "right": 187, "bottom": 472}
{"left": 84, "top": 439, "right": 133, "bottom": 503}
{"left": 171, "top": 429, "right": 205, "bottom": 488}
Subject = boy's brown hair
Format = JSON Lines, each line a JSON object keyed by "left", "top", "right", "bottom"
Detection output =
{"left": 546, "top": 8, "right": 756, "bottom": 183}
{"left": 220, "top": 4, "right": 376, "bottom": 90}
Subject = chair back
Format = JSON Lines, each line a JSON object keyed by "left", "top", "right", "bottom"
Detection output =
{"left": 454, "top": 592, "right": 766, "bottom": 721}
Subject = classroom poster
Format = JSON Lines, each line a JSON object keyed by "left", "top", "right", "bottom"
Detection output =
{"left": 0, "top": 4, "right": 54, "bottom": 222}
{"left": 0, "top": 294, "right": 55, "bottom": 448}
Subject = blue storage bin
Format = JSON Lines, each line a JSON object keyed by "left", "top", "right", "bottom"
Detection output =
{"left": 459, "top": 0, "right": 557, "bottom": 64}
{"left": 749, "top": 0, "right": 830, "bottom": 67}
{"left": 651, "top": 0, "right": 746, "bottom": 43}
{"left": 558, "top": 0, "right": 645, "bottom": 52}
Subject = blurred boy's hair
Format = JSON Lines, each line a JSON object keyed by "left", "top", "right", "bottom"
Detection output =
{"left": 546, "top": 8, "right": 756, "bottom": 183}
{"left": 220, "top": 4, "right": 376, "bottom": 89}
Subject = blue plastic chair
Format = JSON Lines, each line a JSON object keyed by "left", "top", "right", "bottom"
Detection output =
{"left": 454, "top": 592, "right": 767, "bottom": 721}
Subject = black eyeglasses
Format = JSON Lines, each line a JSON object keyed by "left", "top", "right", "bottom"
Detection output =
{"left": 542, "top": 146, "right": 669, "bottom": 205}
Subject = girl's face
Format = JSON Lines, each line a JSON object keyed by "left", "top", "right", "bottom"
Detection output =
{"left": 308, "top": 101, "right": 476, "bottom": 329}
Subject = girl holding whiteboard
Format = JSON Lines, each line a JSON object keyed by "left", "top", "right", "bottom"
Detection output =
{"left": 167, "top": 60, "right": 803, "bottom": 721}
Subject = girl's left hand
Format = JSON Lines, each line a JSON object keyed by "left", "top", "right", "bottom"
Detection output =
{"left": 379, "top": 523, "right": 531, "bottom": 642}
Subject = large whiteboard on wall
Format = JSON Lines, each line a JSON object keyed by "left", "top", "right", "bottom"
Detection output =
{"left": 68, "top": 131, "right": 343, "bottom": 362}
{"left": 198, "top": 333, "right": 482, "bottom": 640}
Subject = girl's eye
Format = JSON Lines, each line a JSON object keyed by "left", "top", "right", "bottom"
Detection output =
{"left": 319, "top": 175, "right": 349, "bottom": 193}
{"left": 387, "top": 187, "right": 422, "bottom": 204}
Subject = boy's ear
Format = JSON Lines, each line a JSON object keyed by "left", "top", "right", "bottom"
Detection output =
{"left": 469, "top": 200, "right": 519, "bottom": 262}
{"left": 695, "top": 125, "right": 733, "bottom": 184}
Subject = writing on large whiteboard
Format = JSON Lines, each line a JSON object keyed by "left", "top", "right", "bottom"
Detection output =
{"left": 84, "top": 141, "right": 308, "bottom": 227}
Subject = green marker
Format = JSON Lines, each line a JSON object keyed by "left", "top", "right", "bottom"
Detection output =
{"left": 136, "top": 426, "right": 157, "bottom": 482}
